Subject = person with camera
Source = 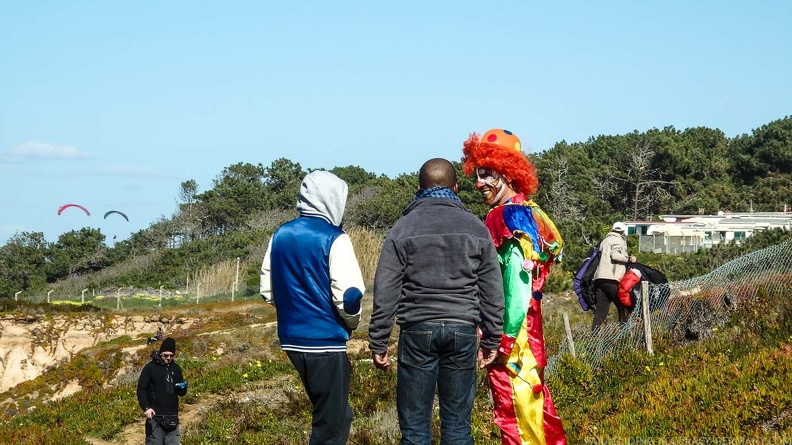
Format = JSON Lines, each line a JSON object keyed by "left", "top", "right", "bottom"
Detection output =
{"left": 137, "top": 336, "right": 188, "bottom": 445}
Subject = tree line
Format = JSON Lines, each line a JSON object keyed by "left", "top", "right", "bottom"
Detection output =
{"left": 1, "top": 116, "right": 791, "bottom": 297}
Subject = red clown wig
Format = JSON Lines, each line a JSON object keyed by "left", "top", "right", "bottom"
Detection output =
{"left": 461, "top": 129, "right": 539, "bottom": 196}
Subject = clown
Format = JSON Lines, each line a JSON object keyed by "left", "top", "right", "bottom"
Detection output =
{"left": 462, "top": 129, "right": 566, "bottom": 445}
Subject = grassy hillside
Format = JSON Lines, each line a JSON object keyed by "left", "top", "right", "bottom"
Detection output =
{"left": 1, "top": 271, "right": 790, "bottom": 444}
{"left": 550, "top": 279, "right": 792, "bottom": 443}
{"left": 2, "top": 233, "right": 792, "bottom": 443}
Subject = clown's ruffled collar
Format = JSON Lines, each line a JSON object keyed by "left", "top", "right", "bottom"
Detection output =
{"left": 484, "top": 193, "right": 539, "bottom": 250}
{"left": 504, "top": 193, "right": 527, "bottom": 205}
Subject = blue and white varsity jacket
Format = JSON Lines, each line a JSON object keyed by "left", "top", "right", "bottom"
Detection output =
{"left": 260, "top": 171, "right": 365, "bottom": 352}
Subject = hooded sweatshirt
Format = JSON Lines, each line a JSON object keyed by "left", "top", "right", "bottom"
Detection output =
{"left": 260, "top": 171, "right": 365, "bottom": 352}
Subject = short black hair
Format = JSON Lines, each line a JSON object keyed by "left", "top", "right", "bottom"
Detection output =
{"left": 418, "top": 158, "right": 457, "bottom": 189}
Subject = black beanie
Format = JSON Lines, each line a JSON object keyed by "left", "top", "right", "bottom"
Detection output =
{"left": 160, "top": 337, "right": 176, "bottom": 354}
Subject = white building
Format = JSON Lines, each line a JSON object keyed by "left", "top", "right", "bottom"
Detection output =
{"left": 626, "top": 212, "right": 792, "bottom": 254}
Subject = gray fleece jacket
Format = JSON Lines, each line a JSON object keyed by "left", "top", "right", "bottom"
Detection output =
{"left": 368, "top": 196, "right": 504, "bottom": 353}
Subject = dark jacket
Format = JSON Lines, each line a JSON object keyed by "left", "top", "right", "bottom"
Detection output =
{"left": 368, "top": 197, "right": 504, "bottom": 353}
{"left": 136, "top": 351, "right": 187, "bottom": 415}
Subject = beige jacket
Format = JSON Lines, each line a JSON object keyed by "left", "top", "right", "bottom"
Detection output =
{"left": 593, "top": 231, "right": 630, "bottom": 281}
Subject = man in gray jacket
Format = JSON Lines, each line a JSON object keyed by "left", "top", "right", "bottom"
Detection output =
{"left": 368, "top": 158, "right": 504, "bottom": 445}
{"left": 592, "top": 221, "right": 637, "bottom": 330}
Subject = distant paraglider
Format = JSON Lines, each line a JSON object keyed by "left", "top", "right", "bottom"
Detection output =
{"left": 103, "top": 210, "right": 129, "bottom": 222}
{"left": 57, "top": 203, "right": 90, "bottom": 216}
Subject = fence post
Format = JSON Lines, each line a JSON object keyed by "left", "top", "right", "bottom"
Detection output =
{"left": 81, "top": 289, "right": 88, "bottom": 304}
{"left": 562, "top": 312, "right": 577, "bottom": 359}
{"left": 14, "top": 291, "right": 21, "bottom": 301}
{"left": 117, "top": 288, "right": 123, "bottom": 310}
{"left": 196, "top": 283, "right": 202, "bottom": 304}
{"left": 159, "top": 285, "right": 164, "bottom": 308}
{"left": 233, "top": 257, "right": 240, "bottom": 302}
{"left": 641, "top": 281, "right": 654, "bottom": 355}
{"left": 47, "top": 290, "right": 54, "bottom": 303}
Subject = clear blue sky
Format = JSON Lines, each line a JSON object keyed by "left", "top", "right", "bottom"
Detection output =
{"left": 1, "top": 1, "right": 790, "bottom": 244}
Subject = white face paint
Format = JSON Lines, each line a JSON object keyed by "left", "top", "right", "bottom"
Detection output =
{"left": 475, "top": 167, "right": 512, "bottom": 206}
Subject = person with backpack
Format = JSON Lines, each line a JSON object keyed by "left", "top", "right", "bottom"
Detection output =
{"left": 591, "top": 222, "right": 637, "bottom": 331}
{"left": 572, "top": 247, "right": 601, "bottom": 312}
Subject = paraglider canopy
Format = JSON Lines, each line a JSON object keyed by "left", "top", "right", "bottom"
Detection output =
{"left": 57, "top": 203, "right": 90, "bottom": 216}
{"left": 103, "top": 210, "right": 129, "bottom": 222}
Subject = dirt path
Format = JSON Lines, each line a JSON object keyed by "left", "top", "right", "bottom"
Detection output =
{"left": 84, "top": 419, "right": 140, "bottom": 445}
{"left": 82, "top": 320, "right": 375, "bottom": 444}
{"left": 84, "top": 391, "right": 238, "bottom": 445}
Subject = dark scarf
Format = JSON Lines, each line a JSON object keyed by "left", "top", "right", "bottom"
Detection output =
{"left": 414, "top": 186, "right": 461, "bottom": 202}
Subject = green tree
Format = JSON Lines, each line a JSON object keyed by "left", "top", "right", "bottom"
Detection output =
{"left": 534, "top": 142, "right": 593, "bottom": 224}
{"left": 650, "top": 126, "right": 733, "bottom": 214}
{"left": 263, "top": 158, "right": 305, "bottom": 211}
{"left": 0, "top": 231, "right": 49, "bottom": 297}
{"left": 345, "top": 174, "right": 417, "bottom": 231}
{"left": 175, "top": 179, "right": 201, "bottom": 243}
{"left": 730, "top": 116, "right": 792, "bottom": 185}
{"left": 47, "top": 228, "right": 108, "bottom": 280}
{"left": 330, "top": 165, "right": 379, "bottom": 194}
{"left": 453, "top": 161, "right": 490, "bottom": 219}
{"left": 751, "top": 116, "right": 792, "bottom": 175}
{"left": 196, "top": 162, "right": 269, "bottom": 234}
{"left": 747, "top": 173, "right": 792, "bottom": 212}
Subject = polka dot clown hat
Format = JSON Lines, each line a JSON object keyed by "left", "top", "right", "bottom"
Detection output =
{"left": 481, "top": 129, "right": 522, "bottom": 153}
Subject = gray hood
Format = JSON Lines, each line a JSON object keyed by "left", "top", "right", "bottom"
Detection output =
{"left": 296, "top": 170, "right": 348, "bottom": 227}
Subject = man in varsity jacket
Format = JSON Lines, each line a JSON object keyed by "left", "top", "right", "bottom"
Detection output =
{"left": 260, "top": 170, "right": 365, "bottom": 445}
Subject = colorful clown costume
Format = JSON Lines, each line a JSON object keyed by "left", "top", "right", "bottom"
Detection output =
{"left": 462, "top": 129, "right": 567, "bottom": 445}
{"left": 485, "top": 194, "right": 566, "bottom": 445}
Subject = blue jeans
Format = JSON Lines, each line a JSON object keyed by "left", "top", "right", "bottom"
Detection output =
{"left": 397, "top": 321, "right": 478, "bottom": 445}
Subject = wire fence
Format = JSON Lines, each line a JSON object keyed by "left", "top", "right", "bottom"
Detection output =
{"left": 11, "top": 257, "right": 251, "bottom": 308}
{"left": 546, "top": 239, "right": 792, "bottom": 377}
{"left": 12, "top": 284, "right": 259, "bottom": 311}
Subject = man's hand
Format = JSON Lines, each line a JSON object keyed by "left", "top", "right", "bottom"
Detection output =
{"left": 477, "top": 347, "right": 498, "bottom": 369}
{"left": 144, "top": 408, "right": 155, "bottom": 419}
{"left": 372, "top": 351, "right": 390, "bottom": 370}
{"left": 629, "top": 255, "right": 637, "bottom": 263}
